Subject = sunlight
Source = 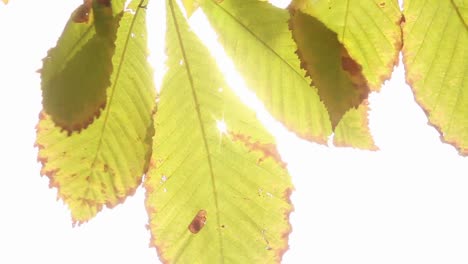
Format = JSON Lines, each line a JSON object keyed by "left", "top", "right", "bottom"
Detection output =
{"left": 1, "top": 1, "right": 467, "bottom": 264}
{"left": 216, "top": 119, "right": 228, "bottom": 134}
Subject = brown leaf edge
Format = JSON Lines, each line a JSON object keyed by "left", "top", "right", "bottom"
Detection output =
{"left": 228, "top": 130, "right": 293, "bottom": 262}
{"left": 401, "top": 15, "right": 467, "bottom": 156}
{"left": 42, "top": 1, "right": 121, "bottom": 135}
{"left": 144, "top": 132, "right": 294, "bottom": 263}
{"left": 368, "top": 2, "right": 404, "bottom": 91}
{"left": 35, "top": 109, "right": 156, "bottom": 225}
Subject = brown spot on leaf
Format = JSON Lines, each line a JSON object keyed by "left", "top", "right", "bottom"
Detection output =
{"left": 188, "top": 209, "right": 207, "bottom": 234}
{"left": 400, "top": 14, "right": 406, "bottom": 25}
{"left": 340, "top": 48, "right": 368, "bottom": 101}
{"left": 72, "top": 0, "right": 92, "bottom": 23}
{"left": 379, "top": 2, "right": 386, "bottom": 7}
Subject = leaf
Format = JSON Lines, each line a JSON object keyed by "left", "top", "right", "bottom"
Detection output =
{"left": 289, "top": 9, "right": 370, "bottom": 129}
{"left": 182, "top": 0, "right": 199, "bottom": 17}
{"left": 144, "top": 1, "right": 293, "bottom": 262}
{"left": 402, "top": 0, "right": 468, "bottom": 155}
{"left": 452, "top": 0, "right": 468, "bottom": 26}
{"left": 288, "top": 0, "right": 402, "bottom": 149}
{"left": 36, "top": 0, "right": 156, "bottom": 223}
{"left": 41, "top": 1, "right": 119, "bottom": 132}
{"left": 201, "top": 0, "right": 332, "bottom": 144}
{"left": 333, "top": 101, "right": 377, "bottom": 150}
{"left": 291, "top": 0, "right": 402, "bottom": 91}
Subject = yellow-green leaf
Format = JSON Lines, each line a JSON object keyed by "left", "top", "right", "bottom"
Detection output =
{"left": 145, "top": 1, "right": 293, "bottom": 262}
{"left": 402, "top": 0, "right": 468, "bottom": 155}
{"left": 182, "top": 0, "right": 199, "bottom": 17}
{"left": 36, "top": 0, "right": 156, "bottom": 223}
{"left": 288, "top": 0, "right": 401, "bottom": 149}
{"left": 41, "top": 1, "right": 120, "bottom": 132}
{"left": 289, "top": 9, "right": 369, "bottom": 128}
{"left": 201, "top": 0, "right": 332, "bottom": 144}
{"left": 452, "top": 0, "right": 468, "bottom": 26}
{"left": 291, "top": 0, "right": 402, "bottom": 91}
{"left": 333, "top": 101, "right": 377, "bottom": 150}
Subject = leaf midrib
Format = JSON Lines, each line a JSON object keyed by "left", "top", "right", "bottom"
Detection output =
{"left": 90, "top": 1, "right": 145, "bottom": 170}
{"left": 168, "top": 0, "right": 225, "bottom": 262}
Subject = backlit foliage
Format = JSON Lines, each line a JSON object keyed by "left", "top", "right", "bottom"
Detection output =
{"left": 35, "top": 0, "right": 467, "bottom": 262}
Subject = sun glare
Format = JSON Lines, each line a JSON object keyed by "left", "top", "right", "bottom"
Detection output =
{"left": 216, "top": 120, "right": 228, "bottom": 134}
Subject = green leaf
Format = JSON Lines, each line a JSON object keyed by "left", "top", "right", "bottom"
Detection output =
{"left": 182, "top": 0, "right": 200, "bottom": 17}
{"left": 287, "top": 0, "right": 401, "bottom": 149}
{"left": 201, "top": 0, "right": 332, "bottom": 144}
{"left": 41, "top": 1, "right": 120, "bottom": 132}
{"left": 144, "top": 1, "right": 293, "bottom": 262}
{"left": 289, "top": 9, "right": 369, "bottom": 128}
{"left": 291, "top": 0, "right": 402, "bottom": 90}
{"left": 333, "top": 101, "right": 377, "bottom": 150}
{"left": 452, "top": 0, "right": 468, "bottom": 26}
{"left": 402, "top": 0, "right": 468, "bottom": 155}
{"left": 36, "top": 0, "right": 156, "bottom": 223}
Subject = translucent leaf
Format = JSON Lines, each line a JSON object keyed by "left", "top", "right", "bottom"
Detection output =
{"left": 288, "top": 0, "right": 401, "bottom": 149}
{"left": 452, "top": 0, "right": 468, "bottom": 25}
{"left": 201, "top": 0, "right": 332, "bottom": 144}
{"left": 402, "top": 0, "right": 468, "bottom": 155}
{"left": 182, "top": 0, "right": 199, "bottom": 17}
{"left": 291, "top": 0, "right": 402, "bottom": 90}
{"left": 289, "top": 9, "right": 369, "bottom": 128}
{"left": 36, "top": 0, "right": 156, "bottom": 223}
{"left": 333, "top": 101, "right": 377, "bottom": 150}
{"left": 41, "top": 1, "right": 120, "bottom": 132}
{"left": 145, "top": 1, "right": 293, "bottom": 262}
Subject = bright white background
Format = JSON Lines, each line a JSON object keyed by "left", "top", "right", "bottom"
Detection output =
{"left": 0, "top": 0, "right": 467, "bottom": 263}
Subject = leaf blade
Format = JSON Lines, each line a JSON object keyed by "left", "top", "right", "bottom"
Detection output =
{"left": 291, "top": 0, "right": 402, "bottom": 90}
{"left": 36, "top": 0, "right": 156, "bottom": 223}
{"left": 288, "top": 9, "right": 370, "bottom": 128}
{"left": 403, "top": 0, "right": 468, "bottom": 155}
{"left": 333, "top": 101, "right": 377, "bottom": 150}
{"left": 41, "top": 1, "right": 119, "bottom": 131}
{"left": 145, "top": 1, "right": 293, "bottom": 262}
{"left": 201, "top": 0, "right": 332, "bottom": 143}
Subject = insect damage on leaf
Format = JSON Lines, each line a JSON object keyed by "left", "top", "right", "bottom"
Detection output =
{"left": 188, "top": 210, "right": 207, "bottom": 234}
{"left": 288, "top": 8, "right": 369, "bottom": 129}
{"left": 41, "top": 1, "right": 121, "bottom": 133}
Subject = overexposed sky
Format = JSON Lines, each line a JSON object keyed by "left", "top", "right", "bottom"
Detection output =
{"left": 0, "top": 0, "right": 467, "bottom": 263}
